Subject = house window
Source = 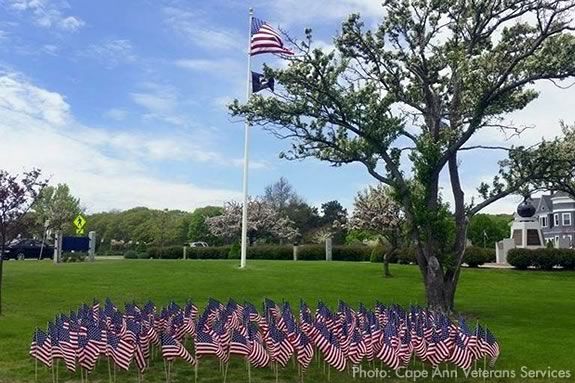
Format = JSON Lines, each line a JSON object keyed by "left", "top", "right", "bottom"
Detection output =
{"left": 555, "top": 235, "right": 560, "bottom": 244}
{"left": 564, "top": 235, "right": 573, "bottom": 246}
{"left": 554, "top": 214, "right": 560, "bottom": 227}
{"left": 540, "top": 216, "right": 548, "bottom": 228}
{"left": 562, "top": 213, "right": 572, "bottom": 226}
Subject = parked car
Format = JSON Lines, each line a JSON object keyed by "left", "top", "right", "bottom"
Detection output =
{"left": 189, "top": 241, "right": 208, "bottom": 248}
{"left": 2, "top": 239, "right": 53, "bottom": 260}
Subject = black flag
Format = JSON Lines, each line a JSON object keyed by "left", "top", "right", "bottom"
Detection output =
{"left": 251, "top": 71, "right": 274, "bottom": 93}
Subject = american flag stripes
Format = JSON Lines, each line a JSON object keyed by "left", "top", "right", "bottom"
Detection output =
{"left": 30, "top": 298, "right": 500, "bottom": 378}
{"left": 250, "top": 17, "right": 293, "bottom": 56}
{"left": 160, "top": 333, "right": 195, "bottom": 365}
{"left": 30, "top": 329, "right": 52, "bottom": 368}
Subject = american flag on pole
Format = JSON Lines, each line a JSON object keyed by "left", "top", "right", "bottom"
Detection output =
{"left": 161, "top": 333, "right": 196, "bottom": 365}
{"left": 106, "top": 331, "right": 134, "bottom": 371}
{"left": 30, "top": 329, "right": 52, "bottom": 368}
{"left": 250, "top": 17, "right": 293, "bottom": 56}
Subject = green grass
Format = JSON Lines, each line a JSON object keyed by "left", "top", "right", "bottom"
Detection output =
{"left": 0, "top": 259, "right": 574, "bottom": 382}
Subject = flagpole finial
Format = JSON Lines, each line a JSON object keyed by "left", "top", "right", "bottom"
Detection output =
{"left": 249, "top": 7, "right": 253, "bottom": 15}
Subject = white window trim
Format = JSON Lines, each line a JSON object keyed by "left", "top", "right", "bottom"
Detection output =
{"left": 540, "top": 216, "right": 548, "bottom": 228}
{"left": 562, "top": 213, "right": 572, "bottom": 226}
{"left": 555, "top": 235, "right": 560, "bottom": 243}
{"left": 554, "top": 214, "right": 560, "bottom": 226}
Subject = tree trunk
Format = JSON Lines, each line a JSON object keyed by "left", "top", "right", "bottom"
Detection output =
{"left": 424, "top": 257, "right": 450, "bottom": 312}
{"left": 383, "top": 251, "right": 391, "bottom": 278}
{"left": 0, "top": 230, "right": 5, "bottom": 316}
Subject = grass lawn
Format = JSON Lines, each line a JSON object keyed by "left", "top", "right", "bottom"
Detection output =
{"left": 0, "top": 259, "right": 574, "bottom": 382}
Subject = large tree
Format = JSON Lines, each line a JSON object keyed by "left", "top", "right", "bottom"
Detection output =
{"left": 232, "top": 0, "right": 575, "bottom": 311}
{"left": 0, "top": 169, "right": 47, "bottom": 315}
{"left": 188, "top": 206, "right": 224, "bottom": 245}
{"left": 206, "top": 199, "right": 299, "bottom": 244}
{"left": 32, "top": 183, "right": 82, "bottom": 236}
{"left": 262, "top": 177, "right": 302, "bottom": 211}
{"left": 349, "top": 184, "right": 404, "bottom": 277}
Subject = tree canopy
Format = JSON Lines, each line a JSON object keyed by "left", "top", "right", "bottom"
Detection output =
{"left": 232, "top": 0, "right": 575, "bottom": 311}
{"left": 32, "top": 184, "right": 82, "bottom": 235}
{"left": 0, "top": 168, "right": 47, "bottom": 315}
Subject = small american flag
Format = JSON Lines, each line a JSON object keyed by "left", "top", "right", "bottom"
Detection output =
{"left": 161, "top": 333, "right": 195, "bottom": 365}
{"left": 30, "top": 329, "right": 52, "bottom": 368}
{"left": 57, "top": 326, "right": 77, "bottom": 372}
{"left": 449, "top": 333, "right": 473, "bottom": 369}
{"left": 229, "top": 329, "right": 250, "bottom": 356}
{"left": 347, "top": 328, "right": 366, "bottom": 365}
{"left": 106, "top": 331, "right": 134, "bottom": 371}
{"left": 195, "top": 330, "right": 224, "bottom": 359}
{"left": 267, "top": 325, "right": 293, "bottom": 367}
{"left": 77, "top": 329, "right": 100, "bottom": 372}
{"left": 376, "top": 326, "right": 399, "bottom": 370}
{"left": 250, "top": 17, "right": 293, "bottom": 56}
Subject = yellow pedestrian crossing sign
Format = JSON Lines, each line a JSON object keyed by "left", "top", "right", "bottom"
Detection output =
{"left": 74, "top": 214, "right": 87, "bottom": 235}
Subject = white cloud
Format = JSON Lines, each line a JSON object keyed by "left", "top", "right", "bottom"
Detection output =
{"left": 41, "top": 44, "right": 59, "bottom": 55}
{"left": 78, "top": 39, "right": 136, "bottom": 68}
{"left": 175, "top": 58, "right": 242, "bottom": 75}
{"left": 255, "top": 0, "right": 385, "bottom": 26}
{"left": 163, "top": 6, "right": 242, "bottom": 51}
{"left": 0, "top": 71, "right": 246, "bottom": 212}
{"left": 103, "top": 108, "right": 128, "bottom": 121}
{"left": 6, "top": 0, "right": 85, "bottom": 32}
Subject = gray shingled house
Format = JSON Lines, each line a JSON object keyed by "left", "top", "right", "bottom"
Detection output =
{"left": 533, "top": 191, "right": 575, "bottom": 247}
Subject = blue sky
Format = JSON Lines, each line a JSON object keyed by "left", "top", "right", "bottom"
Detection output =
{"left": 0, "top": 0, "right": 573, "bottom": 214}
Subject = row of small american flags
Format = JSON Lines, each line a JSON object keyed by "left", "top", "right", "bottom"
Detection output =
{"left": 30, "top": 298, "right": 499, "bottom": 381}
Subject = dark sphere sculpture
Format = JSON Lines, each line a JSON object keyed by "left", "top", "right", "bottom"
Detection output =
{"left": 517, "top": 199, "right": 536, "bottom": 218}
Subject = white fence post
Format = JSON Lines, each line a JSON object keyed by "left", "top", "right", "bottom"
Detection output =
{"left": 53, "top": 231, "right": 62, "bottom": 264}
{"left": 325, "top": 238, "right": 333, "bottom": 261}
{"left": 88, "top": 231, "right": 96, "bottom": 262}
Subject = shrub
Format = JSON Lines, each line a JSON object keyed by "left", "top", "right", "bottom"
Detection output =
{"left": 398, "top": 247, "right": 417, "bottom": 264}
{"left": 228, "top": 243, "right": 241, "bottom": 259}
{"left": 138, "top": 252, "right": 151, "bottom": 259}
{"left": 483, "top": 248, "right": 496, "bottom": 263}
{"left": 507, "top": 248, "right": 533, "bottom": 269}
{"left": 189, "top": 246, "right": 230, "bottom": 259}
{"left": 333, "top": 245, "right": 371, "bottom": 261}
{"left": 507, "top": 248, "right": 575, "bottom": 270}
{"left": 463, "top": 246, "right": 491, "bottom": 268}
{"left": 249, "top": 245, "right": 292, "bottom": 260}
{"left": 61, "top": 252, "right": 86, "bottom": 263}
{"left": 146, "top": 246, "right": 183, "bottom": 259}
{"left": 532, "top": 249, "right": 559, "bottom": 270}
{"left": 370, "top": 245, "right": 385, "bottom": 263}
{"left": 558, "top": 249, "right": 575, "bottom": 270}
{"left": 124, "top": 250, "right": 138, "bottom": 259}
{"left": 298, "top": 245, "right": 325, "bottom": 260}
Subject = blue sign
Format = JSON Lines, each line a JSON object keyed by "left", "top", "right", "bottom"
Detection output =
{"left": 62, "top": 236, "right": 89, "bottom": 252}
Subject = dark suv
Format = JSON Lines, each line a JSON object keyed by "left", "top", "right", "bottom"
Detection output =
{"left": 2, "top": 239, "right": 53, "bottom": 260}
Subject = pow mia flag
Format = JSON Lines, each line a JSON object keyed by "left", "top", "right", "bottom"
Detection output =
{"left": 251, "top": 71, "right": 275, "bottom": 93}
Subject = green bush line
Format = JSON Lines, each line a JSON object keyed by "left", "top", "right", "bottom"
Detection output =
{"left": 126, "top": 245, "right": 496, "bottom": 266}
{"left": 507, "top": 248, "right": 575, "bottom": 270}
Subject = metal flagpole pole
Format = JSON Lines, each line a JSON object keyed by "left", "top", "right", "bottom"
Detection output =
{"left": 240, "top": 7, "right": 254, "bottom": 269}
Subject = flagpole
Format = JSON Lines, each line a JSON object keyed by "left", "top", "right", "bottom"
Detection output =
{"left": 240, "top": 7, "right": 254, "bottom": 269}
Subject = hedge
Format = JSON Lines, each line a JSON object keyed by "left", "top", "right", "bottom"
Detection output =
{"left": 138, "top": 245, "right": 373, "bottom": 261}
{"left": 507, "top": 248, "right": 575, "bottom": 270}
{"left": 463, "top": 246, "right": 495, "bottom": 268}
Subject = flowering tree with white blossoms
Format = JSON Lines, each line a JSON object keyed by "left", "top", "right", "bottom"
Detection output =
{"left": 349, "top": 184, "right": 404, "bottom": 277}
{"left": 206, "top": 199, "right": 299, "bottom": 244}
